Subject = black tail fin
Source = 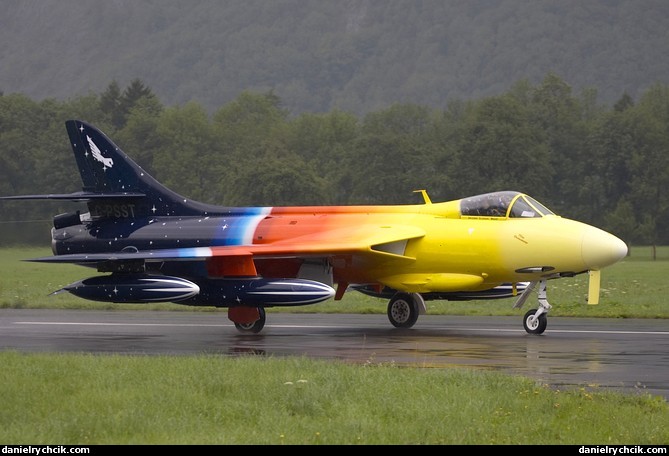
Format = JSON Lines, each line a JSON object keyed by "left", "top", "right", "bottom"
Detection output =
{"left": 65, "top": 120, "right": 220, "bottom": 218}
{"left": 1, "top": 120, "right": 223, "bottom": 219}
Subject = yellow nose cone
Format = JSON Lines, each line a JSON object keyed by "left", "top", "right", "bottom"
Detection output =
{"left": 581, "top": 227, "right": 628, "bottom": 270}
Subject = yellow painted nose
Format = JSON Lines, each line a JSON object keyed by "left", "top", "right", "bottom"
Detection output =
{"left": 581, "top": 227, "right": 628, "bottom": 270}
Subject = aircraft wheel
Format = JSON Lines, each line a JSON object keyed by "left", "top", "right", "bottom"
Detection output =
{"left": 387, "top": 293, "right": 419, "bottom": 328}
{"left": 523, "top": 309, "right": 547, "bottom": 335}
{"left": 234, "top": 307, "right": 266, "bottom": 334}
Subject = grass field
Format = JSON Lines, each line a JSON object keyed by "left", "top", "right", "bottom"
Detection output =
{"left": 1, "top": 352, "right": 667, "bottom": 445}
{"left": 1, "top": 245, "right": 667, "bottom": 445}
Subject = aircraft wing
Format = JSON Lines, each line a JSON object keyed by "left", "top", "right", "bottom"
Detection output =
{"left": 25, "top": 224, "right": 425, "bottom": 265}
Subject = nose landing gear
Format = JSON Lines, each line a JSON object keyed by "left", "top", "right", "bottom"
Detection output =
{"left": 514, "top": 279, "right": 552, "bottom": 335}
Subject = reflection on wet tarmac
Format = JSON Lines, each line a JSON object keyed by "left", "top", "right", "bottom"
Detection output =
{"left": 1, "top": 310, "right": 667, "bottom": 399}
{"left": 215, "top": 319, "right": 669, "bottom": 399}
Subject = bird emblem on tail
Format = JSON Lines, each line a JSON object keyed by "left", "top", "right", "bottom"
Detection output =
{"left": 86, "top": 135, "right": 114, "bottom": 169}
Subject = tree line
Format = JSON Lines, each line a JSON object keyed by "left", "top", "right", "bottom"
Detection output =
{"left": 1, "top": 74, "right": 668, "bottom": 248}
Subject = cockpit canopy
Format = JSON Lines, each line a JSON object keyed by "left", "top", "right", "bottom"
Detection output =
{"left": 460, "top": 191, "right": 555, "bottom": 218}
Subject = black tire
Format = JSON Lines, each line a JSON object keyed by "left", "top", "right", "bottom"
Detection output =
{"left": 387, "top": 293, "right": 419, "bottom": 328}
{"left": 523, "top": 309, "right": 547, "bottom": 335}
{"left": 234, "top": 307, "right": 266, "bottom": 334}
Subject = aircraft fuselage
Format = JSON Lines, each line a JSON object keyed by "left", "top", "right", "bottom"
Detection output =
{"left": 51, "top": 201, "right": 624, "bottom": 296}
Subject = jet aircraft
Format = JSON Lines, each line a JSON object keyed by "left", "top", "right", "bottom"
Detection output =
{"left": 0, "top": 120, "right": 628, "bottom": 334}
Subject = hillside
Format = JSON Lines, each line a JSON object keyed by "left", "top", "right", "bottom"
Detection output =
{"left": 1, "top": 0, "right": 668, "bottom": 114}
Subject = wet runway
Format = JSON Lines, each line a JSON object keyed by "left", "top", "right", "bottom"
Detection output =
{"left": 1, "top": 309, "right": 667, "bottom": 400}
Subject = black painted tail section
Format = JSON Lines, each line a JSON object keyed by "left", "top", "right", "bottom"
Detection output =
{"left": 65, "top": 120, "right": 221, "bottom": 218}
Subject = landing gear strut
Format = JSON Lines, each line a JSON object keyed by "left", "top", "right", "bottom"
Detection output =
{"left": 514, "top": 279, "right": 552, "bottom": 335}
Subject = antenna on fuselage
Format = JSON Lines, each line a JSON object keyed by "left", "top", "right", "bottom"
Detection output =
{"left": 414, "top": 189, "right": 432, "bottom": 205}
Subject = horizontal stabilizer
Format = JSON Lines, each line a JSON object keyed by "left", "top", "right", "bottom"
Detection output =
{"left": 0, "top": 191, "right": 145, "bottom": 202}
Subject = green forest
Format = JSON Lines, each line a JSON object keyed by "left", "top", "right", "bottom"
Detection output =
{"left": 1, "top": 73, "right": 668, "bottom": 247}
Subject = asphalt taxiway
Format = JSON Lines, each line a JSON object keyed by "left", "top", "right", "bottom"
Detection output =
{"left": 1, "top": 309, "right": 667, "bottom": 400}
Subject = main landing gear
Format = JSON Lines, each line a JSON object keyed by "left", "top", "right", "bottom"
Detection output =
{"left": 229, "top": 306, "right": 266, "bottom": 334}
{"left": 228, "top": 280, "right": 553, "bottom": 335}
{"left": 387, "top": 292, "right": 426, "bottom": 328}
